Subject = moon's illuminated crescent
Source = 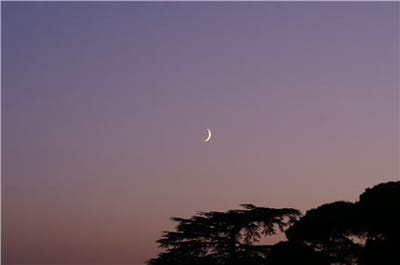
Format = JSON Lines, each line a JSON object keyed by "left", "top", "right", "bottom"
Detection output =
{"left": 204, "top": 128, "right": 212, "bottom": 143}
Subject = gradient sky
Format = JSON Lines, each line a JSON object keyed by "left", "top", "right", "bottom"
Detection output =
{"left": 2, "top": 2, "right": 399, "bottom": 265}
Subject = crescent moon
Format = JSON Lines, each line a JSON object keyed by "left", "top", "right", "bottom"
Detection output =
{"left": 204, "top": 128, "right": 212, "bottom": 143}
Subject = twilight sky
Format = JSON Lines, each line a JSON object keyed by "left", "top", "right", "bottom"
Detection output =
{"left": 2, "top": 2, "right": 399, "bottom": 265}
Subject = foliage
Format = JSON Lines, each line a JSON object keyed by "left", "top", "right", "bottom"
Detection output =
{"left": 286, "top": 181, "right": 400, "bottom": 265}
{"left": 147, "top": 204, "right": 301, "bottom": 265}
{"left": 148, "top": 181, "right": 400, "bottom": 265}
{"left": 266, "top": 241, "right": 329, "bottom": 265}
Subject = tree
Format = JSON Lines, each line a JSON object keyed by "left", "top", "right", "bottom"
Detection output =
{"left": 147, "top": 204, "right": 301, "bottom": 265}
{"left": 286, "top": 201, "right": 362, "bottom": 265}
{"left": 148, "top": 181, "right": 400, "bottom": 265}
{"left": 286, "top": 181, "right": 400, "bottom": 265}
{"left": 266, "top": 241, "right": 329, "bottom": 265}
{"left": 357, "top": 181, "right": 400, "bottom": 265}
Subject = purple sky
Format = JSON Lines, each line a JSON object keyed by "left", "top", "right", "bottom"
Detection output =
{"left": 2, "top": 2, "right": 399, "bottom": 265}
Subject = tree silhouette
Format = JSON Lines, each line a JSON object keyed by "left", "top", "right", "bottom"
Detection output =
{"left": 266, "top": 241, "right": 329, "bottom": 265}
{"left": 148, "top": 181, "right": 399, "bottom": 265}
{"left": 147, "top": 204, "right": 301, "bottom": 265}
{"left": 286, "top": 181, "right": 400, "bottom": 265}
{"left": 286, "top": 201, "right": 362, "bottom": 265}
{"left": 357, "top": 181, "right": 400, "bottom": 265}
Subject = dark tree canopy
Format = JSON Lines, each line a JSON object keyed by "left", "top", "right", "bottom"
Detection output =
{"left": 266, "top": 241, "right": 329, "bottom": 265}
{"left": 286, "top": 181, "right": 400, "bottom": 265}
{"left": 358, "top": 181, "right": 400, "bottom": 236}
{"left": 357, "top": 181, "right": 400, "bottom": 265}
{"left": 147, "top": 204, "right": 301, "bottom": 265}
{"left": 148, "top": 181, "right": 399, "bottom": 265}
{"left": 286, "top": 201, "right": 361, "bottom": 265}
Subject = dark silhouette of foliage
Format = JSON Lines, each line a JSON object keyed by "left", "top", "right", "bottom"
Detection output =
{"left": 266, "top": 241, "right": 329, "bottom": 265}
{"left": 149, "top": 181, "right": 399, "bottom": 265}
{"left": 147, "top": 204, "right": 301, "bottom": 265}
{"left": 358, "top": 181, "right": 400, "bottom": 236}
{"left": 357, "top": 181, "right": 400, "bottom": 265}
{"left": 286, "top": 181, "right": 400, "bottom": 265}
{"left": 286, "top": 201, "right": 362, "bottom": 265}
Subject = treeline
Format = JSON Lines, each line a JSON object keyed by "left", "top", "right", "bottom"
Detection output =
{"left": 147, "top": 181, "right": 399, "bottom": 265}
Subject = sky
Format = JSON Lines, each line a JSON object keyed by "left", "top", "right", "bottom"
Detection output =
{"left": 2, "top": 2, "right": 399, "bottom": 265}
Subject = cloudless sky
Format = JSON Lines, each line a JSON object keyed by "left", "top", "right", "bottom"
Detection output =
{"left": 2, "top": 2, "right": 399, "bottom": 265}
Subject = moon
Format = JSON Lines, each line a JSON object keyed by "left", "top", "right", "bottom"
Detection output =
{"left": 204, "top": 128, "right": 212, "bottom": 143}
